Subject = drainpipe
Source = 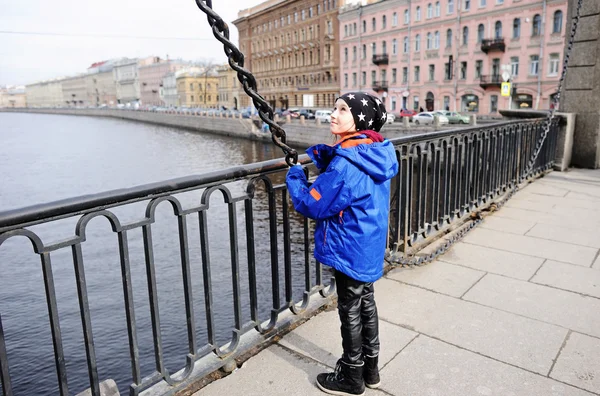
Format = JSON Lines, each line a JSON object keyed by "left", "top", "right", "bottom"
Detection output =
{"left": 453, "top": 0, "right": 461, "bottom": 112}
{"left": 358, "top": 5, "right": 363, "bottom": 90}
{"left": 535, "top": 0, "right": 547, "bottom": 109}
{"left": 406, "top": 0, "right": 412, "bottom": 110}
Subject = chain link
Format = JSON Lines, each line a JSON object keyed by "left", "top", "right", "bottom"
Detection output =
{"left": 385, "top": 0, "right": 583, "bottom": 266}
{"left": 195, "top": 0, "right": 298, "bottom": 166}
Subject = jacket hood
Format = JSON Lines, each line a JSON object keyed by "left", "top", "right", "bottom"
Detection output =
{"left": 307, "top": 135, "right": 398, "bottom": 182}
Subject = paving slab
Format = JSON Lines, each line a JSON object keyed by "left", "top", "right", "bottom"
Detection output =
{"left": 277, "top": 309, "right": 417, "bottom": 369}
{"left": 463, "top": 274, "right": 600, "bottom": 338}
{"left": 504, "top": 198, "right": 556, "bottom": 213}
{"left": 375, "top": 278, "right": 567, "bottom": 374}
{"left": 512, "top": 192, "right": 599, "bottom": 210}
{"left": 463, "top": 228, "right": 598, "bottom": 267}
{"left": 386, "top": 261, "right": 485, "bottom": 297}
{"left": 532, "top": 260, "right": 600, "bottom": 298}
{"left": 551, "top": 205, "right": 600, "bottom": 225}
{"left": 520, "top": 182, "right": 570, "bottom": 197}
{"left": 526, "top": 223, "right": 600, "bottom": 249}
{"left": 594, "top": 255, "right": 600, "bottom": 270}
{"left": 566, "top": 191, "right": 600, "bottom": 202}
{"left": 479, "top": 215, "right": 537, "bottom": 235}
{"left": 537, "top": 179, "right": 600, "bottom": 199}
{"left": 492, "top": 206, "right": 600, "bottom": 233}
{"left": 380, "top": 335, "right": 594, "bottom": 396}
{"left": 198, "top": 345, "right": 344, "bottom": 396}
{"left": 437, "top": 243, "right": 544, "bottom": 280}
{"left": 550, "top": 332, "right": 600, "bottom": 394}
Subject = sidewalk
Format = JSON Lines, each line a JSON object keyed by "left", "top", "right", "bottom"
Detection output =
{"left": 198, "top": 169, "right": 600, "bottom": 396}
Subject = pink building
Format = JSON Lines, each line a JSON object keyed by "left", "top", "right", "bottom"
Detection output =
{"left": 139, "top": 58, "right": 186, "bottom": 106}
{"left": 339, "top": 0, "right": 567, "bottom": 115}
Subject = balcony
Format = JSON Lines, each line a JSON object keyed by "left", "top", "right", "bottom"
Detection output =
{"left": 372, "top": 54, "right": 389, "bottom": 65}
{"left": 372, "top": 81, "right": 389, "bottom": 92}
{"left": 481, "top": 38, "right": 506, "bottom": 53}
{"left": 480, "top": 75, "right": 502, "bottom": 89}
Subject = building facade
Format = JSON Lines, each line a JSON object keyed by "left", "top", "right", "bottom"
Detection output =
{"left": 25, "top": 79, "right": 65, "bottom": 107}
{"left": 113, "top": 58, "right": 140, "bottom": 105}
{"left": 217, "top": 65, "right": 242, "bottom": 109}
{"left": 139, "top": 58, "right": 188, "bottom": 106}
{"left": 339, "top": 0, "right": 567, "bottom": 114}
{"left": 86, "top": 60, "right": 118, "bottom": 107}
{"left": 176, "top": 70, "right": 219, "bottom": 108}
{"left": 62, "top": 74, "right": 89, "bottom": 107}
{"left": 0, "top": 86, "right": 26, "bottom": 108}
{"left": 233, "top": 0, "right": 343, "bottom": 110}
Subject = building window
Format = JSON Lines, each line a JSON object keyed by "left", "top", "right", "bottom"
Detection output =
{"left": 404, "top": 10, "right": 410, "bottom": 24}
{"left": 372, "top": 42, "right": 376, "bottom": 56}
{"left": 371, "top": 70, "right": 376, "bottom": 83}
{"left": 393, "top": 12, "right": 398, "bottom": 26}
{"left": 511, "top": 56, "right": 519, "bottom": 76}
{"left": 372, "top": 17, "right": 376, "bottom": 31}
{"left": 190, "top": 83, "right": 194, "bottom": 90}
{"left": 445, "top": 62, "right": 452, "bottom": 79}
{"left": 513, "top": 18, "right": 521, "bottom": 38}
{"left": 464, "top": 0, "right": 470, "bottom": 10}
{"left": 475, "top": 60, "right": 483, "bottom": 78}
{"left": 435, "top": 1, "right": 440, "bottom": 17}
{"left": 553, "top": 10, "right": 563, "bottom": 33}
{"left": 392, "top": 68, "right": 397, "bottom": 83}
{"left": 495, "top": 21, "right": 502, "bottom": 39}
{"left": 382, "top": 15, "right": 387, "bottom": 29}
{"left": 344, "top": 73, "right": 348, "bottom": 87}
{"left": 415, "top": 34, "right": 421, "bottom": 51}
{"left": 413, "top": 95, "right": 420, "bottom": 111}
{"left": 530, "top": 55, "right": 539, "bottom": 75}
{"left": 532, "top": 14, "right": 541, "bottom": 36}
{"left": 477, "top": 24, "right": 484, "bottom": 43}
{"left": 416, "top": 6, "right": 421, "bottom": 21}
{"left": 362, "top": 20, "right": 367, "bottom": 33}
{"left": 434, "top": 31, "right": 440, "bottom": 48}
{"left": 497, "top": 0, "right": 504, "bottom": 4}
{"left": 427, "top": 3, "right": 433, "bottom": 18}
{"left": 460, "top": 61, "right": 467, "bottom": 79}
{"left": 381, "top": 69, "right": 387, "bottom": 82}
{"left": 362, "top": 44, "right": 367, "bottom": 59}
{"left": 382, "top": 41, "right": 387, "bottom": 54}
{"left": 344, "top": 25, "right": 348, "bottom": 37}
{"left": 446, "top": 29, "right": 453, "bottom": 48}
{"left": 309, "top": 7, "right": 313, "bottom": 17}
{"left": 344, "top": 47, "right": 348, "bottom": 62}
{"left": 448, "top": 0, "right": 454, "bottom": 13}
{"left": 414, "top": 66, "right": 420, "bottom": 82}
{"left": 391, "top": 96, "right": 397, "bottom": 111}
{"left": 429, "top": 64, "right": 435, "bottom": 81}
{"left": 462, "top": 26, "right": 469, "bottom": 45}
{"left": 353, "top": 46, "right": 357, "bottom": 61}
{"left": 352, "top": 72, "right": 357, "bottom": 87}
{"left": 301, "top": 10, "right": 305, "bottom": 20}
{"left": 443, "top": 96, "right": 450, "bottom": 110}
{"left": 294, "top": 12, "right": 298, "bottom": 22}
{"left": 480, "top": 0, "right": 486, "bottom": 6}
{"left": 362, "top": 72, "right": 366, "bottom": 85}
{"left": 353, "top": 23, "right": 357, "bottom": 35}
{"left": 548, "top": 53, "right": 559, "bottom": 76}
{"left": 393, "top": 38, "right": 398, "bottom": 54}
{"left": 491, "top": 95, "right": 498, "bottom": 112}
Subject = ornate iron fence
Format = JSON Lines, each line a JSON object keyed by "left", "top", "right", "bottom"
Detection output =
{"left": 0, "top": 118, "right": 558, "bottom": 396}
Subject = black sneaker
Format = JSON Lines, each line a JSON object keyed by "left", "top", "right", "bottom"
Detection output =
{"left": 363, "top": 354, "right": 380, "bottom": 389}
{"left": 316, "top": 359, "right": 365, "bottom": 396}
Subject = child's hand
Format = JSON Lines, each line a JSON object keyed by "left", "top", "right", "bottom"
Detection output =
{"left": 286, "top": 164, "right": 306, "bottom": 182}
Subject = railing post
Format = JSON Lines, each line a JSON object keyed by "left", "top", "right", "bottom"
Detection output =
{"left": 469, "top": 115, "right": 477, "bottom": 126}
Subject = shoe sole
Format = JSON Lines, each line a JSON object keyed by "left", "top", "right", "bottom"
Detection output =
{"left": 365, "top": 381, "right": 381, "bottom": 389}
{"left": 316, "top": 380, "right": 365, "bottom": 396}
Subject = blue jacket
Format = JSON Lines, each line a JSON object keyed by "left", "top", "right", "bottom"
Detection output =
{"left": 286, "top": 133, "right": 399, "bottom": 282}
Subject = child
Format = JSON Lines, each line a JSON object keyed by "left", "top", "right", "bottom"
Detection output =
{"left": 286, "top": 92, "right": 399, "bottom": 396}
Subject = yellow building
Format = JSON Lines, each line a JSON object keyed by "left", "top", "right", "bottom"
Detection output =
{"left": 176, "top": 70, "right": 219, "bottom": 108}
{"left": 0, "top": 86, "right": 27, "bottom": 108}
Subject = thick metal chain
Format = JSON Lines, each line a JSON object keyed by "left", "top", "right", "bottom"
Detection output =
{"left": 194, "top": 0, "right": 298, "bottom": 166}
{"left": 385, "top": 0, "right": 583, "bottom": 266}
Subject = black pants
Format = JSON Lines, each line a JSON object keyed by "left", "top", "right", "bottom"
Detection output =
{"left": 334, "top": 270, "right": 380, "bottom": 364}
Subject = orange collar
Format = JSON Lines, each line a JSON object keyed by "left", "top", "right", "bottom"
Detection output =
{"left": 336, "top": 132, "right": 373, "bottom": 149}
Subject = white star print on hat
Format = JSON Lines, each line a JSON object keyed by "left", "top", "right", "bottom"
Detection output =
{"left": 361, "top": 98, "right": 368, "bottom": 106}
{"left": 348, "top": 94, "right": 355, "bottom": 99}
{"left": 358, "top": 112, "right": 366, "bottom": 121}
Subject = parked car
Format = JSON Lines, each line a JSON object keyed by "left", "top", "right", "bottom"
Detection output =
{"left": 385, "top": 113, "right": 396, "bottom": 124}
{"left": 437, "top": 111, "right": 470, "bottom": 124}
{"left": 413, "top": 112, "right": 449, "bottom": 125}
{"left": 298, "top": 109, "right": 315, "bottom": 119}
{"left": 282, "top": 108, "right": 299, "bottom": 118}
{"left": 315, "top": 110, "right": 332, "bottom": 123}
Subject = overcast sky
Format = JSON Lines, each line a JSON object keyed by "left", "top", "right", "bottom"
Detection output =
{"left": 0, "top": 0, "right": 264, "bottom": 86}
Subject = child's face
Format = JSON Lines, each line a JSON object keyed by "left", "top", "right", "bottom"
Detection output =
{"left": 331, "top": 98, "right": 357, "bottom": 135}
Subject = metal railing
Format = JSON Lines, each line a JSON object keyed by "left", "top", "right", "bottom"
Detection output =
{"left": 0, "top": 118, "right": 558, "bottom": 396}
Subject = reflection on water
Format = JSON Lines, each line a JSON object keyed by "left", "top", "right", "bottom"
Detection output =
{"left": 0, "top": 113, "right": 325, "bottom": 395}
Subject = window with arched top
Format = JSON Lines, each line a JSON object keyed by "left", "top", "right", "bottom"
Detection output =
{"left": 495, "top": 21, "right": 502, "bottom": 39}
{"left": 382, "top": 40, "right": 387, "bottom": 54}
{"left": 393, "top": 38, "right": 398, "bottom": 54}
{"left": 434, "top": 31, "right": 440, "bottom": 49}
{"left": 427, "top": 32, "right": 432, "bottom": 49}
{"left": 553, "top": 10, "right": 563, "bottom": 33}
{"left": 435, "top": 1, "right": 440, "bottom": 17}
{"left": 393, "top": 12, "right": 398, "bottom": 26}
{"left": 463, "top": 26, "right": 469, "bottom": 45}
{"left": 513, "top": 18, "right": 521, "bottom": 38}
{"left": 532, "top": 14, "right": 542, "bottom": 36}
{"left": 372, "top": 17, "right": 376, "bottom": 31}
{"left": 427, "top": 3, "right": 433, "bottom": 18}
{"left": 415, "top": 34, "right": 421, "bottom": 51}
{"left": 446, "top": 29, "right": 452, "bottom": 48}
{"left": 477, "top": 24, "right": 484, "bottom": 43}
{"left": 416, "top": 6, "right": 421, "bottom": 21}
{"left": 382, "top": 15, "right": 387, "bottom": 29}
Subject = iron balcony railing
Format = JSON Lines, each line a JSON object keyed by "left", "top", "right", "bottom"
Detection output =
{"left": 481, "top": 38, "right": 506, "bottom": 53}
{"left": 372, "top": 80, "right": 389, "bottom": 92}
{"left": 480, "top": 74, "right": 503, "bottom": 88}
{"left": 372, "top": 54, "right": 389, "bottom": 65}
{"left": 0, "top": 118, "right": 559, "bottom": 396}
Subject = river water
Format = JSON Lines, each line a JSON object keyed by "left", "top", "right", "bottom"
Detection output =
{"left": 0, "top": 113, "right": 316, "bottom": 395}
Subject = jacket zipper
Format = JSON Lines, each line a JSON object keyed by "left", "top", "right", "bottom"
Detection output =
{"left": 323, "top": 221, "right": 328, "bottom": 246}
{"left": 339, "top": 210, "right": 344, "bottom": 224}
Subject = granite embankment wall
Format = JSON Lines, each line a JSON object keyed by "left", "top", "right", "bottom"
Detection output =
{"left": 0, "top": 108, "right": 339, "bottom": 149}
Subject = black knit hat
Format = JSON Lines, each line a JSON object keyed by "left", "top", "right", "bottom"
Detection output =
{"left": 338, "top": 92, "right": 387, "bottom": 132}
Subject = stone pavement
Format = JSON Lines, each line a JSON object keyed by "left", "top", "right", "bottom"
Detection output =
{"left": 198, "top": 169, "right": 600, "bottom": 396}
